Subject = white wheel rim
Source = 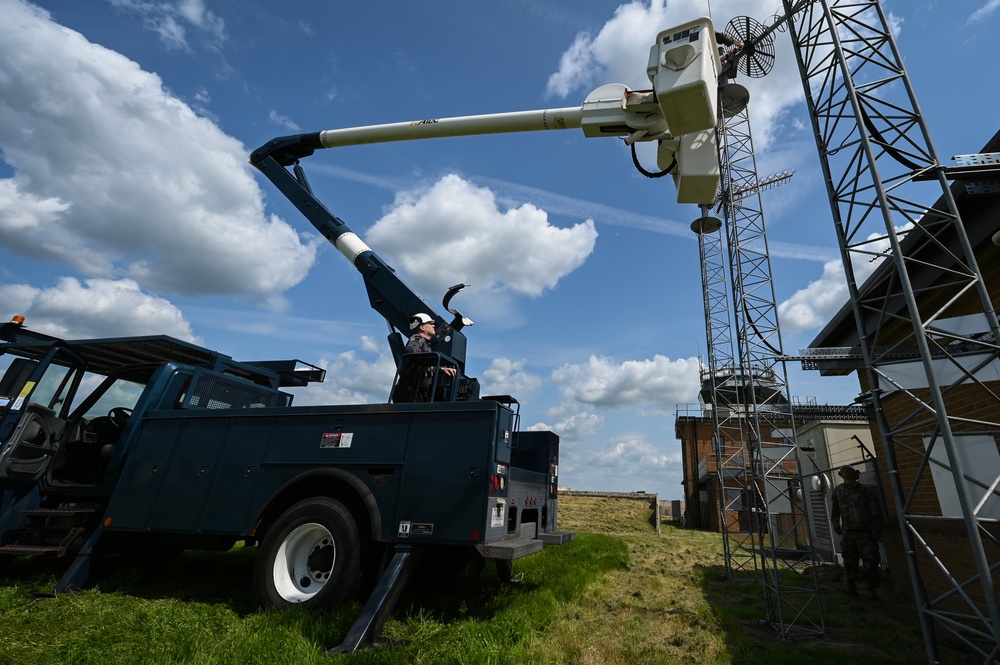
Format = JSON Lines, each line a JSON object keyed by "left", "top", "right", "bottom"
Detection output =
{"left": 272, "top": 522, "right": 336, "bottom": 602}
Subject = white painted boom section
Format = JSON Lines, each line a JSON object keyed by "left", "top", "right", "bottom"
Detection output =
{"left": 318, "top": 108, "right": 585, "bottom": 148}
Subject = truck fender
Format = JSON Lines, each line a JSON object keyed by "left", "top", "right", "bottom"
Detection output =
{"left": 251, "top": 467, "right": 381, "bottom": 541}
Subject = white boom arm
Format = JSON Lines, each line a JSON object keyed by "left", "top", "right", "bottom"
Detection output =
{"left": 318, "top": 108, "right": 585, "bottom": 148}
{"left": 256, "top": 17, "right": 723, "bottom": 204}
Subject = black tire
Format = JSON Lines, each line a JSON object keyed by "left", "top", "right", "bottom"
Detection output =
{"left": 253, "top": 497, "right": 360, "bottom": 611}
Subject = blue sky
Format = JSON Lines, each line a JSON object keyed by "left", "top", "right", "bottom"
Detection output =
{"left": 1, "top": 0, "right": 997, "bottom": 500}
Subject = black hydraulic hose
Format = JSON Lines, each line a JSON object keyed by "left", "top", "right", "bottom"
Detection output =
{"left": 631, "top": 141, "right": 675, "bottom": 178}
{"left": 859, "top": 104, "right": 923, "bottom": 171}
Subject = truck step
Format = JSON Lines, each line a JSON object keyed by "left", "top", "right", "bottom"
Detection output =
{"left": 0, "top": 544, "right": 68, "bottom": 556}
{"left": 0, "top": 525, "right": 87, "bottom": 556}
{"left": 18, "top": 507, "right": 100, "bottom": 518}
{"left": 476, "top": 537, "right": 544, "bottom": 560}
{"left": 540, "top": 530, "right": 576, "bottom": 545}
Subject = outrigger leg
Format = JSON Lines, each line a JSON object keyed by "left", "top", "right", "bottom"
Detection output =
{"left": 327, "top": 544, "right": 422, "bottom": 653}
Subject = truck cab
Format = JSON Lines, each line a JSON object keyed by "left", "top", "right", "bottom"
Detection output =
{"left": 0, "top": 317, "right": 314, "bottom": 493}
{"left": 0, "top": 316, "right": 321, "bottom": 579}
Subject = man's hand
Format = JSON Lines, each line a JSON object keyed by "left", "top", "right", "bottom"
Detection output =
{"left": 441, "top": 367, "right": 457, "bottom": 377}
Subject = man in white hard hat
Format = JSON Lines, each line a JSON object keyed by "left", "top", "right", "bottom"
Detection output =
{"left": 392, "top": 313, "right": 457, "bottom": 402}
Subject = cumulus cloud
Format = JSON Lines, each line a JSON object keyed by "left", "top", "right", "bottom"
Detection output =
{"left": 591, "top": 434, "right": 678, "bottom": 470}
{"left": 366, "top": 174, "right": 597, "bottom": 310}
{"left": 553, "top": 428, "right": 681, "bottom": 494}
{"left": 529, "top": 402, "right": 604, "bottom": 443}
{"left": 551, "top": 353, "right": 700, "bottom": 412}
{"left": 544, "top": 0, "right": 809, "bottom": 149}
{"left": 479, "top": 357, "right": 544, "bottom": 396}
{"left": 777, "top": 259, "right": 848, "bottom": 334}
{"left": 0, "top": 0, "right": 317, "bottom": 299}
{"left": 546, "top": 33, "right": 599, "bottom": 99}
{"left": 777, "top": 225, "right": 909, "bottom": 335}
{"left": 0, "top": 277, "right": 198, "bottom": 340}
{"left": 288, "top": 336, "right": 397, "bottom": 405}
{"left": 524, "top": 353, "right": 698, "bottom": 491}
{"left": 108, "top": 0, "right": 226, "bottom": 49}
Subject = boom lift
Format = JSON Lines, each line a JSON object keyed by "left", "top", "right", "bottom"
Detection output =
{"left": 0, "top": 17, "right": 733, "bottom": 654}
{"left": 249, "top": 18, "right": 727, "bottom": 400}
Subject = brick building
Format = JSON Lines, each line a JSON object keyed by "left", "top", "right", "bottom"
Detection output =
{"left": 675, "top": 398, "right": 871, "bottom": 549}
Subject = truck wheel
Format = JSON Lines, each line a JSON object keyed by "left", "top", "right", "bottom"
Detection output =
{"left": 254, "top": 498, "right": 360, "bottom": 611}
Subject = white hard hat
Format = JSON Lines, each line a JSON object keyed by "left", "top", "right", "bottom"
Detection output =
{"left": 409, "top": 313, "right": 434, "bottom": 330}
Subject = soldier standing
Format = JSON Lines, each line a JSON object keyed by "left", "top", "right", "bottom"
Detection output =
{"left": 831, "top": 464, "right": 884, "bottom": 598}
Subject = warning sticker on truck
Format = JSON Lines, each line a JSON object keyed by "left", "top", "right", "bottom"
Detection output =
{"left": 11, "top": 381, "right": 34, "bottom": 411}
{"left": 320, "top": 432, "right": 353, "bottom": 448}
{"left": 398, "top": 521, "right": 433, "bottom": 537}
{"left": 491, "top": 499, "right": 505, "bottom": 528}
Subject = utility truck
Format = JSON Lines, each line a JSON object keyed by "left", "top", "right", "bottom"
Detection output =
{"left": 0, "top": 312, "right": 569, "bottom": 650}
{"left": 0, "top": 17, "right": 726, "bottom": 652}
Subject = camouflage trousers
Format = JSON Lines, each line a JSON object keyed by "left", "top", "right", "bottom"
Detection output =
{"left": 842, "top": 529, "right": 880, "bottom": 589}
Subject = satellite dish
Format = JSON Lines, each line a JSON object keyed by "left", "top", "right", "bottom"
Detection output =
{"left": 690, "top": 216, "right": 723, "bottom": 234}
{"left": 719, "top": 83, "right": 750, "bottom": 117}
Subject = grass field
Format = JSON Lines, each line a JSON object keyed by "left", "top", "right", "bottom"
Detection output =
{"left": 0, "top": 495, "right": 984, "bottom": 664}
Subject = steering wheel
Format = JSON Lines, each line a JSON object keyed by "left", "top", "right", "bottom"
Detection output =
{"left": 108, "top": 407, "right": 133, "bottom": 429}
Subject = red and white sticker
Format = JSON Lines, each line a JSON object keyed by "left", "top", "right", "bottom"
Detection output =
{"left": 320, "top": 432, "right": 353, "bottom": 448}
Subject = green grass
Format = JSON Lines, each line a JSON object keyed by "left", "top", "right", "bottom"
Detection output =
{"left": 0, "top": 497, "right": 986, "bottom": 664}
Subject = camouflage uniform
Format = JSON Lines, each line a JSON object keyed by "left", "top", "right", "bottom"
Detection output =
{"left": 831, "top": 479, "right": 883, "bottom": 595}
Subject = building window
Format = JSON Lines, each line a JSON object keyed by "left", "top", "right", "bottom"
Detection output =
{"left": 922, "top": 434, "right": 1000, "bottom": 520}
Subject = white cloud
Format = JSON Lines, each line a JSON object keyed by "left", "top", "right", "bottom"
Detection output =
{"left": 365, "top": 174, "right": 597, "bottom": 314}
{"left": 551, "top": 353, "right": 700, "bottom": 412}
{"left": 479, "top": 174, "right": 838, "bottom": 263}
{"left": 288, "top": 336, "right": 397, "bottom": 405}
{"left": 529, "top": 402, "right": 604, "bottom": 443}
{"left": 778, "top": 225, "right": 910, "bottom": 335}
{"left": 591, "top": 434, "right": 678, "bottom": 470}
{"left": 0, "top": 277, "right": 199, "bottom": 341}
{"left": 269, "top": 110, "right": 301, "bottom": 131}
{"left": 0, "top": 180, "right": 70, "bottom": 233}
{"left": 546, "top": 32, "right": 599, "bottom": 99}
{"left": 108, "top": 0, "right": 226, "bottom": 49}
{"left": 970, "top": 0, "right": 1000, "bottom": 22}
{"left": 0, "top": 0, "right": 317, "bottom": 299}
{"left": 544, "top": 0, "right": 808, "bottom": 150}
{"left": 546, "top": 0, "right": 669, "bottom": 99}
{"left": 557, "top": 429, "right": 682, "bottom": 495}
{"left": 479, "top": 357, "right": 544, "bottom": 396}
{"left": 777, "top": 259, "right": 849, "bottom": 334}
